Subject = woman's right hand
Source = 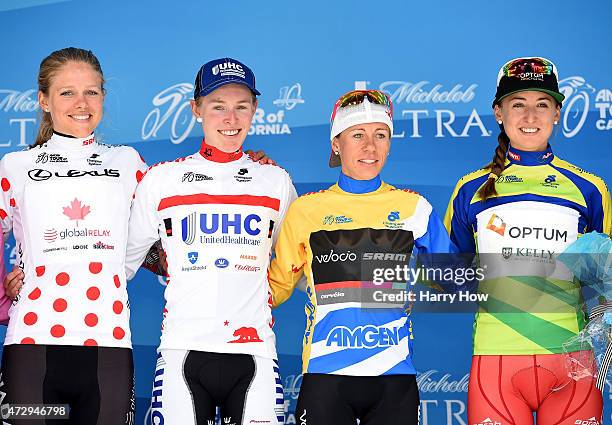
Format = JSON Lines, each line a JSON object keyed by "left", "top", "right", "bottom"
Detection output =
{"left": 4, "top": 266, "right": 24, "bottom": 300}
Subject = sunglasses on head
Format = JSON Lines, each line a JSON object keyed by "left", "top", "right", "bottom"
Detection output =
{"left": 331, "top": 90, "right": 393, "bottom": 123}
{"left": 503, "top": 57, "right": 554, "bottom": 78}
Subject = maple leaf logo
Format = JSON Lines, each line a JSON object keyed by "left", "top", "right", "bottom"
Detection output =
{"left": 62, "top": 198, "right": 91, "bottom": 226}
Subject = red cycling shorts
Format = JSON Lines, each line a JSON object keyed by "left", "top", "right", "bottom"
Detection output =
{"left": 467, "top": 352, "right": 603, "bottom": 425}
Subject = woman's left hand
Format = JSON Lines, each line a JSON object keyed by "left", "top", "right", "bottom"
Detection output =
{"left": 246, "top": 149, "right": 277, "bottom": 166}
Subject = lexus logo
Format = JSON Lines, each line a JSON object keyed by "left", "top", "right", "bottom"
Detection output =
{"left": 28, "top": 169, "right": 52, "bottom": 181}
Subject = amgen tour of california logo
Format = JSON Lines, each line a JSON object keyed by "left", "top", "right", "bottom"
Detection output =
{"left": 558, "top": 76, "right": 612, "bottom": 137}
{"left": 141, "top": 82, "right": 304, "bottom": 144}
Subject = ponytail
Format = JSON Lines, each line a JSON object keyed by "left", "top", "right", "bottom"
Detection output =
{"left": 477, "top": 129, "right": 510, "bottom": 200}
{"left": 34, "top": 110, "right": 54, "bottom": 147}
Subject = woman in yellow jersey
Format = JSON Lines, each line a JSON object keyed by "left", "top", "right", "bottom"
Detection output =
{"left": 268, "top": 90, "right": 455, "bottom": 425}
{"left": 444, "top": 57, "right": 611, "bottom": 425}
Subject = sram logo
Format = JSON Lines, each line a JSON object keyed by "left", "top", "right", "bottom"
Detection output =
{"left": 325, "top": 325, "right": 401, "bottom": 348}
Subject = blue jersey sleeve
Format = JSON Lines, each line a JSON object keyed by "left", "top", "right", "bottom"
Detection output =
{"left": 414, "top": 209, "right": 457, "bottom": 254}
{"left": 444, "top": 181, "right": 477, "bottom": 254}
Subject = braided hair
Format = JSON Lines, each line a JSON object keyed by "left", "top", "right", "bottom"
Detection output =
{"left": 477, "top": 123, "right": 510, "bottom": 200}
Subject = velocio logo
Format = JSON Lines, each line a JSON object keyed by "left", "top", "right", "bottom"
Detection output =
{"left": 325, "top": 325, "right": 401, "bottom": 348}
{"left": 314, "top": 249, "right": 357, "bottom": 264}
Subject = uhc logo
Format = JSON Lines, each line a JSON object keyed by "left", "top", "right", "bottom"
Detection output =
{"left": 325, "top": 325, "right": 401, "bottom": 348}
{"left": 181, "top": 213, "right": 262, "bottom": 245}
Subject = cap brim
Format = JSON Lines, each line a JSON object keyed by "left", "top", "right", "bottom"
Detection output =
{"left": 196, "top": 79, "right": 261, "bottom": 98}
{"left": 496, "top": 88, "right": 565, "bottom": 106}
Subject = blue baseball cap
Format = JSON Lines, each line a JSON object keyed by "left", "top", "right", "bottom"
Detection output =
{"left": 193, "top": 57, "right": 261, "bottom": 99}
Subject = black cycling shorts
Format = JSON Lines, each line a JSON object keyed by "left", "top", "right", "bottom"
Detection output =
{"left": 0, "top": 344, "right": 134, "bottom": 425}
{"left": 295, "top": 373, "right": 419, "bottom": 425}
{"left": 150, "top": 349, "right": 284, "bottom": 425}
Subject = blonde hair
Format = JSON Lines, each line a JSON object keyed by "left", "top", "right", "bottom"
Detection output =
{"left": 35, "top": 47, "right": 105, "bottom": 146}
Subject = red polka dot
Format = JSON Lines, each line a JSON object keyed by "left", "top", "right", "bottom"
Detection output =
{"left": 113, "top": 275, "right": 121, "bottom": 288}
{"left": 21, "top": 337, "right": 35, "bottom": 344}
{"left": 9, "top": 198, "right": 15, "bottom": 207}
{"left": 113, "top": 327, "right": 125, "bottom": 340}
{"left": 28, "top": 287, "right": 41, "bottom": 300}
{"left": 53, "top": 298, "right": 67, "bottom": 312}
{"left": 36, "top": 266, "right": 45, "bottom": 277}
{"left": 23, "top": 312, "right": 37, "bottom": 325}
{"left": 113, "top": 301, "right": 123, "bottom": 314}
{"left": 86, "top": 286, "right": 100, "bottom": 300}
{"left": 0, "top": 209, "right": 6, "bottom": 220}
{"left": 1, "top": 178, "right": 10, "bottom": 192}
{"left": 89, "top": 262, "right": 102, "bottom": 274}
{"left": 87, "top": 286, "right": 100, "bottom": 301}
{"left": 56, "top": 272, "right": 70, "bottom": 286}
{"left": 50, "top": 325, "right": 65, "bottom": 338}
{"left": 136, "top": 170, "right": 144, "bottom": 183}
{"left": 84, "top": 313, "right": 98, "bottom": 327}
{"left": 84, "top": 339, "right": 98, "bottom": 347}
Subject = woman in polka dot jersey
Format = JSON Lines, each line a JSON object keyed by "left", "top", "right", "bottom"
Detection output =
{"left": 0, "top": 47, "right": 147, "bottom": 424}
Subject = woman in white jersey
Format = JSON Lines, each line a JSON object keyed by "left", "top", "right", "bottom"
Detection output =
{"left": 0, "top": 47, "right": 147, "bottom": 424}
{"left": 125, "top": 57, "right": 296, "bottom": 425}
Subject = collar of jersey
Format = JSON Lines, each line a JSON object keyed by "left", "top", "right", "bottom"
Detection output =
{"left": 46, "top": 131, "right": 97, "bottom": 151}
{"left": 199, "top": 139, "right": 243, "bottom": 163}
{"left": 507, "top": 144, "right": 554, "bottom": 166}
{"left": 338, "top": 172, "right": 382, "bottom": 194}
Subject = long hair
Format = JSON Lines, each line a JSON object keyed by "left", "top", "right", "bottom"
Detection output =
{"left": 35, "top": 47, "right": 105, "bottom": 146}
{"left": 477, "top": 124, "right": 510, "bottom": 200}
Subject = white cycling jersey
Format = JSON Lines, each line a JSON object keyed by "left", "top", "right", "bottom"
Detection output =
{"left": 0, "top": 132, "right": 147, "bottom": 348}
{"left": 125, "top": 140, "right": 297, "bottom": 359}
